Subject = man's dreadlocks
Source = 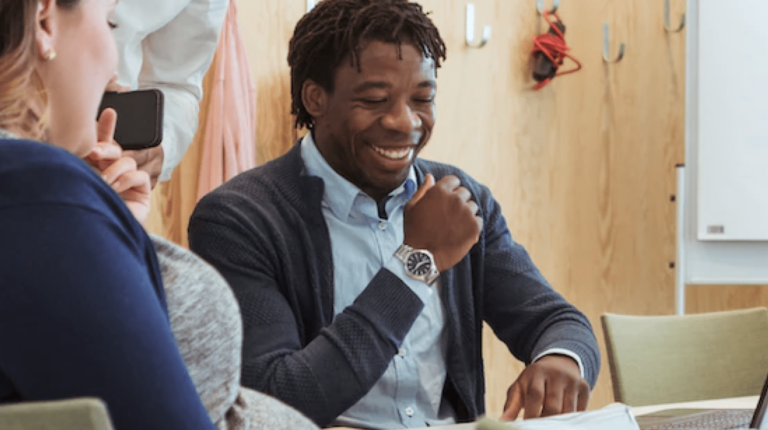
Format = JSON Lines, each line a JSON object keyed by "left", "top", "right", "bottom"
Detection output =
{"left": 288, "top": 0, "right": 447, "bottom": 130}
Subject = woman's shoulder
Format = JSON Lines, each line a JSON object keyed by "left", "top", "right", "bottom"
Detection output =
{"left": 0, "top": 138, "right": 91, "bottom": 175}
{"left": 0, "top": 139, "right": 126, "bottom": 218}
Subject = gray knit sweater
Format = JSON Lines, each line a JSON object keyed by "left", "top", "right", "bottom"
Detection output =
{"left": 152, "top": 235, "right": 318, "bottom": 430}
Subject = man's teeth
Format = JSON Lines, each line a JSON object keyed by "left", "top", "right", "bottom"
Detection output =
{"left": 371, "top": 145, "right": 412, "bottom": 160}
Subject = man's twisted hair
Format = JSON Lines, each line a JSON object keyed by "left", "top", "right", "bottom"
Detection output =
{"left": 288, "top": 0, "right": 447, "bottom": 130}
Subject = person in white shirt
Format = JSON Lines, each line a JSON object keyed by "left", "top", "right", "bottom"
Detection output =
{"left": 110, "top": 0, "right": 229, "bottom": 185}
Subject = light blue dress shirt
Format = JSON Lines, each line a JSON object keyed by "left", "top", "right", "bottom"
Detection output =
{"left": 301, "top": 133, "right": 457, "bottom": 428}
{"left": 300, "top": 133, "right": 585, "bottom": 428}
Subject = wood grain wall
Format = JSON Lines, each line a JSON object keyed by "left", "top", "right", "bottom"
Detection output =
{"left": 145, "top": 0, "right": 768, "bottom": 418}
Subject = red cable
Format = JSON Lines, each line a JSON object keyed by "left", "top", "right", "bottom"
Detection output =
{"left": 532, "top": 11, "right": 582, "bottom": 90}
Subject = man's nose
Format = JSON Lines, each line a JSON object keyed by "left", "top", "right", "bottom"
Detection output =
{"left": 381, "top": 100, "right": 422, "bottom": 134}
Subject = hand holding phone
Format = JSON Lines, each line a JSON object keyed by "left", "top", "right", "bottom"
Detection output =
{"left": 98, "top": 89, "right": 164, "bottom": 150}
{"left": 85, "top": 108, "right": 152, "bottom": 223}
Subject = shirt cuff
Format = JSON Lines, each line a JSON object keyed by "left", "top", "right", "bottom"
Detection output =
{"left": 384, "top": 255, "right": 434, "bottom": 305}
{"left": 532, "top": 348, "right": 585, "bottom": 379}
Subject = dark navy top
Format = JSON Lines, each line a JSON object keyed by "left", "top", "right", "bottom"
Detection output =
{"left": 0, "top": 139, "right": 215, "bottom": 430}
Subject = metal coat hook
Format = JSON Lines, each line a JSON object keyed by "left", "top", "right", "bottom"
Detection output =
{"left": 602, "top": 22, "right": 625, "bottom": 63}
{"left": 664, "top": 0, "right": 685, "bottom": 32}
{"left": 465, "top": 3, "right": 492, "bottom": 48}
{"left": 537, "top": 0, "right": 560, "bottom": 15}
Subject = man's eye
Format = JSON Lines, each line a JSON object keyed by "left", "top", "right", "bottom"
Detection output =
{"left": 415, "top": 98, "right": 435, "bottom": 103}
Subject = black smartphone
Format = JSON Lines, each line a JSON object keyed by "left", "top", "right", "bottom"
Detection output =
{"left": 97, "top": 89, "right": 164, "bottom": 150}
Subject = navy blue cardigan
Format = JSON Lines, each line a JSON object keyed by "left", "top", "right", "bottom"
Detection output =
{"left": 189, "top": 143, "right": 600, "bottom": 427}
{"left": 0, "top": 139, "right": 214, "bottom": 430}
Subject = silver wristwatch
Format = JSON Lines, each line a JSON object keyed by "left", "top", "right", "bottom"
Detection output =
{"left": 394, "top": 244, "right": 440, "bottom": 285}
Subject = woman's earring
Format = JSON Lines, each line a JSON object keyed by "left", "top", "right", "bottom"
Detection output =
{"left": 43, "top": 49, "right": 56, "bottom": 61}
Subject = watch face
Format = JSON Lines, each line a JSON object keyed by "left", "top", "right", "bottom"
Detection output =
{"left": 407, "top": 251, "right": 432, "bottom": 276}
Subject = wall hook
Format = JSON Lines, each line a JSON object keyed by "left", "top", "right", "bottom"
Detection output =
{"left": 465, "top": 3, "right": 492, "bottom": 48}
{"left": 537, "top": 0, "right": 560, "bottom": 15}
{"left": 602, "top": 22, "right": 625, "bottom": 63}
{"left": 664, "top": 0, "right": 685, "bottom": 32}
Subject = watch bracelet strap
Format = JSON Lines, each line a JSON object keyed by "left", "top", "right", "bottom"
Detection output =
{"left": 394, "top": 243, "right": 414, "bottom": 263}
{"left": 395, "top": 243, "right": 440, "bottom": 285}
{"left": 424, "top": 265, "right": 440, "bottom": 285}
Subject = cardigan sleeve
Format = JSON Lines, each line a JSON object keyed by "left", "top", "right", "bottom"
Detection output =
{"left": 0, "top": 203, "right": 215, "bottom": 430}
{"left": 478, "top": 186, "right": 601, "bottom": 388}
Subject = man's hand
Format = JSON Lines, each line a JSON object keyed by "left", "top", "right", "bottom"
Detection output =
{"left": 501, "top": 355, "right": 590, "bottom": 421}
{"left": 123, "top": 146, "right": 164, "bottom": 188}
{"left": 404, "top": 174, "right": 483, "bottom": 272}
{"left": 85, "top": 108, "right": 151, "bottom": 224}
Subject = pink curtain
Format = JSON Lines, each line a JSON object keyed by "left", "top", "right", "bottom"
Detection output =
{"left": 197, "top": 0, "right": 257, "bottom": 200}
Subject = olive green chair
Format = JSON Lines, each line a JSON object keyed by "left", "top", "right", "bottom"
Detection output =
{"left": 601, "top": 307, "right": 768, "bottom": 407}
{"left": 0, "top": 398, "right": 114, "bottom": 430}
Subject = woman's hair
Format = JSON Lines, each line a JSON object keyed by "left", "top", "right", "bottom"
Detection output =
{"left": 0, "top": 0, "right": 79, "bottom": 140}
{"left": 287, "top": 0, "right": 447, "bottom": 130}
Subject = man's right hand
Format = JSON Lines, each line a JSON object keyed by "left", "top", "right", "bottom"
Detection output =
{"left": 404, "top": 174, "right": 483, "bottom": 272}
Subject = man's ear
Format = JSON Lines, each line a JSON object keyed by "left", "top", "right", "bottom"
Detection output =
{"left": 301, "top": 79, "right": 328, "bottom": 120}
{"left": 35, "top": 0, "right": 58, "bottom": 61}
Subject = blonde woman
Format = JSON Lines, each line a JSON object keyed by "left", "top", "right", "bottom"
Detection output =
{"left": 0, "top": 1, "right": 316, "bottom": 429}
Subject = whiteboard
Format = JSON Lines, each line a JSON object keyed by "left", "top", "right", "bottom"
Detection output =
{"left": 683, "top": 0, "right": 768, "bottom": 285}
{"left": 697, "top": 0, "right": 768, "bottom": 241}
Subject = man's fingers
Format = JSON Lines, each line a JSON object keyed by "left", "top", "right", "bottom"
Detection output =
{"left": 409, "top": 173, "right": 435, "bottom": 206}
{"left": 456, "top": 186, "right": 471, "bottom": 203}
{"left": 436, "top": 175, "right": 461, "bottom": 192}
{"left": 560, "top": 381, "right": 579, "bottom": 414}
{"left": 576, "top": 380, "right": 590, "bottom": 411}
{"left": 467, "top": 200, "right": 479, "bottom": 216}
{"left": 474, "top": 216, "right": 484, "bottom": 238}
{"left": 500, "top": 385, "right": 523, "bottom": 421}
{"left": 97, "top": 108, "right": 117, "bottom": 144}
{"left": 522, "top": 378, "right": 545, "bottom": 420}
{"left": 541, "top": 380, "right": 566, "bottom": 417}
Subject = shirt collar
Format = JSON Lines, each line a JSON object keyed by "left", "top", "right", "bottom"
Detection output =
{"left": 300, "top": 132, "right": 416, "bottom": 221}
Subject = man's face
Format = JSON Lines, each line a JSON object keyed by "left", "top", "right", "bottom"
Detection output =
{"left": 312, "top": 40, "right": 437, "bottom": 202}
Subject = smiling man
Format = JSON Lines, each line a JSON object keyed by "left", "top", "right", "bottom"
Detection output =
{"left": 188, "top": 0, "right": 600, "bottom": 428}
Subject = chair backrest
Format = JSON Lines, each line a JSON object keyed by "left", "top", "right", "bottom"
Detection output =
{"left": 0, "top": 398, "right": 114, "bottom": 430}
{"left": 601, "top": 307, "right": 768, "bottom": 407}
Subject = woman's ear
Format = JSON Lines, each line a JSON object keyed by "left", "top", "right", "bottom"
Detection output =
{"left": 301, "top": 79, "right": 328, "bottom": 120}
{"left": 35, "top": 0, "right": 58, "bottom": 61}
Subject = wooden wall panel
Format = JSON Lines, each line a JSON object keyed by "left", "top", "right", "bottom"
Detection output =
{"left": 143, "top": 54, "right": 214, "bottom": 246}
{"left": 145, "top": 0, "right": 768, "bottom": 420}
{"left": 237, "top": 1, "right": 306, "bottom": 162}
{"left": 410, "top": 0, "right": 690, "bottom": 414}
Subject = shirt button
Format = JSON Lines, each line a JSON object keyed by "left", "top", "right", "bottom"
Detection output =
{"left": 405, "top": 406, "right": 414, "bottom": 417}
{"left": 378, "top": 221, "right": 387, "bottom": 230}
{"left": 398, "top": 348, "right": 406, "bottom": 357}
